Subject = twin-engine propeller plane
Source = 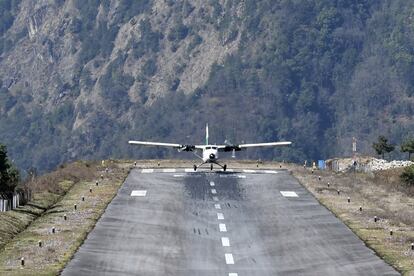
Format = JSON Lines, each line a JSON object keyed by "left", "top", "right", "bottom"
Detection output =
{"left": 129, "top": 125, "right": 292, "bottom": 171}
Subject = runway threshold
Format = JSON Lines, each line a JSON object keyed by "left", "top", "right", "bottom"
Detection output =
{"left": 62, "top": 169, "right": 399, "bottom": 276}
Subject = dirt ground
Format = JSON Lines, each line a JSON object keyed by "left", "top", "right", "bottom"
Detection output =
{"left": 289, "top": 164, "right": 414, "bottom": 276}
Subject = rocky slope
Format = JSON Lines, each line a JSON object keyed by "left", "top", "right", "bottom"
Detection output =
{"left": 0, "top": 0, "right": 413, "bottom": 173}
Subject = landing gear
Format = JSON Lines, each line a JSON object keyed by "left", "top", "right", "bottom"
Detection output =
{"left": 193, "top": 161, "right": 227, "bottom": 171}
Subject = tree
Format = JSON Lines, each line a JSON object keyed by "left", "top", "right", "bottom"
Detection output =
{"left": 400, "top": 165, "right": 414, "bottom": 186}
{"left": 372, "top": 136, "right": 395, "bottom": 159}
{"left": 401, "top": 138, "right": 414, "bottom": 160}
{"left": 0, "top": 144, "right": 19, "bottom": 193}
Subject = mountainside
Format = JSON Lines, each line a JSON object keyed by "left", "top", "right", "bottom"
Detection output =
{"left": 0, "top": 0, "right": 413, "bottom": 173}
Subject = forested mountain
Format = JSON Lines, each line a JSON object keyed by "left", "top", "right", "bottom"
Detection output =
{"left": 0, "top": 0, "right": 413, "bottom": 173}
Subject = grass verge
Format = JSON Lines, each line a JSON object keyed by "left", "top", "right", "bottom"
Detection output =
{"left": 0, "top": 160, "right": 131, "bottom": 275}
{"left": 290, "top": 164, "right": 414, "bottom": 276}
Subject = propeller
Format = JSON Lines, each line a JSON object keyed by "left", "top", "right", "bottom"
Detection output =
{"left": 178, "top": 145, "right": 195, "bottom": 152}
{"left": 224, "top": 139, "right": 239, "bottom": 158}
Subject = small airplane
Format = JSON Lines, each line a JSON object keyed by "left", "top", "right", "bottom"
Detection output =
{"left": 129, "top": 124, "right": 292, "bottom": 171}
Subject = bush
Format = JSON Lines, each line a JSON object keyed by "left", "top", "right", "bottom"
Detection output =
{"left": 401, "top": 165, "right": 414, "bottom": 186}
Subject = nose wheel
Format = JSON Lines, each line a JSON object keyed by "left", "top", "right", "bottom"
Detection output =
{"left": 223, "top": 164, "right": 227, "bottom": 172}
{"left": 210, "top": 164, "right": 213, "bottom": 170}
{"left": 193, "top": 165, "right": 197, "bottom": 171}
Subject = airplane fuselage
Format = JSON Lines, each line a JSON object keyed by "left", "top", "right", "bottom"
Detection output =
{"left": 202, "top": 146, "right": 219, "bottom": 163}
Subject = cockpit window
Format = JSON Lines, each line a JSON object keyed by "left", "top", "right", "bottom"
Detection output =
{"left": 206, "top": 147, "right": 211, "bottom": 149}
{"left": 212, "top": 147, "right": 217, "bottom": 149}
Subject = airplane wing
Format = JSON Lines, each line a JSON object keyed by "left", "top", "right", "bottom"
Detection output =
{"left": 239, "top": 141, "right": 292, "bottom": 148}
{"left": 128, "top": 141, "right": 195, "bottom": 151}
{"left": 217, "top": 141, "right": 292, "bottom": 151}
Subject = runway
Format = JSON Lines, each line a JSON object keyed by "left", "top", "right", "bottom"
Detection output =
{"left": 62, "top": 169, "right": 399, "bottom": 276}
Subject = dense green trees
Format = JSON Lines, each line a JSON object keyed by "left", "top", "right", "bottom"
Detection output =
{"left": 1, "top": 1, "right": 414, "bottom": 174}
{"left": 372, "top": 136, "right": 395, "bottom": 159}
{"left": 0, "top": 144, "right": 19, "bottom": 193}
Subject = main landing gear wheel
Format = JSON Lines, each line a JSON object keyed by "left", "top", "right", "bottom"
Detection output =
{"left": 193, "top": 165, "right": 197, "bottom": 171}
{"left": 223, "top": 164, "right": 227, "bottom": 172}
{"left": 210, "top": 164, "right": 213, "bottom": 171}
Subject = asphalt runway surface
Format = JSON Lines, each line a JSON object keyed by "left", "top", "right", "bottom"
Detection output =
{"left": 62, "top": 168, "right": 399, "bottom": 276}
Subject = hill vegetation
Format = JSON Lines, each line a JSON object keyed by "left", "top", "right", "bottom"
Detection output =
{"left": 0, "top": 0, "right": 413, "bottom": 173}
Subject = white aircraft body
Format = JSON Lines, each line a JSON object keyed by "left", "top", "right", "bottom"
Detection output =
{"left": 129, "top": 125, "right": 292, "bottom": 171}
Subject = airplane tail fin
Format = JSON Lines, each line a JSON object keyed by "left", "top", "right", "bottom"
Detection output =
{"left": 206, "top": 124, "right": 209, "bottom": 145}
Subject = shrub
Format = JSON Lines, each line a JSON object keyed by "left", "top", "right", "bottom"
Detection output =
{"left": 401, "top": 165, "right": 414, "bottom": 186}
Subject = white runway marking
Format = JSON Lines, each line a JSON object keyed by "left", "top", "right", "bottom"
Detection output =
{"left": 163, "top": 169, "right": 176, "bottom": 173}
{"left": 226, "top": 169, "right": 234, "bottom": 172}
{"left": 131, "top": 190, "right": 147, "bottom": 197}
{"left": 173, "top": 174, "right": 184, "bottom": 178}
{"left": 210, "top": 181, "right": 215, "bottom": 186}
{"left": 265, "top": 170, "right": 278, "bottom": 174}
{"left": 211, "top": 189, "right": 217, "bottom": 194}
{"left": 214, "top": 204, "right": 221, "bottom": 209}
{"left": 185, "top": 168, "right": 195, "bottom": 172}
{"left": 217, "top": 213, "right": 224, "bottom": 220}
{"left": 221, "top": 237, "right": 230, "bottom": 247}
{"left": 141, "top": 169, "right": 153, "bottom": 173}
{"left": 280, "top": 191, "right": 299, "bottom": 197}
{"left": 237, "top": 175, "right": 246, "bottom": 179}
{"left": 243, "top": 169, "right": 256, "bottom": 173}
{"left": 225, "top": 253, "right": 234, "bottom": 264}
{"left": 229, "top": 273, "right": 238, "bottom": 276}
{"left": 213, "top": 196, "right": 219, "bottom": 201}
{"left": 219, "top": 223, "right": 227, "bottom": 232}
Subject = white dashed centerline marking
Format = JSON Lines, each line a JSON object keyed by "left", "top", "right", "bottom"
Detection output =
{"left": 243, "top": 169, "right": 256, "bottom": 173}
{"left": 141, "top": 169, "right": 153, "bottom": 173}
{"left": 225, "top": 253, "right": 234, "bottom": 264}
{"left": 173, "top": 174, "right": 184, "bottom": 178}
{"left": 237, "top": 175, "right": 246, "bottom": 179}
{"left": 210, "top": 181, "right": 215, "bottom": 186}
{"left": 219, "top": 223, "right": 227, "bottom": 232}
{"left": 229, "top": 273, "right": 238, "bottom": 276}
{"left": 211, "top": 189, "right": 217, "bottom": 194}
{"left": 214, "top": 204, "right": 221, "bottom": 209}
{"left": 217, "top": 213, "right": 224, "bottom": 220}
{"left": 280, "top": 191, "right": 299, "bottom": 197}
{"left": 131, "top": 190, "right": 147, "bottom": 197}
{"left": 221, "top": 237, "right": 230, "bottom": 247}
{"left": 163, "top": 168, "right": 176, "bottom": 173}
